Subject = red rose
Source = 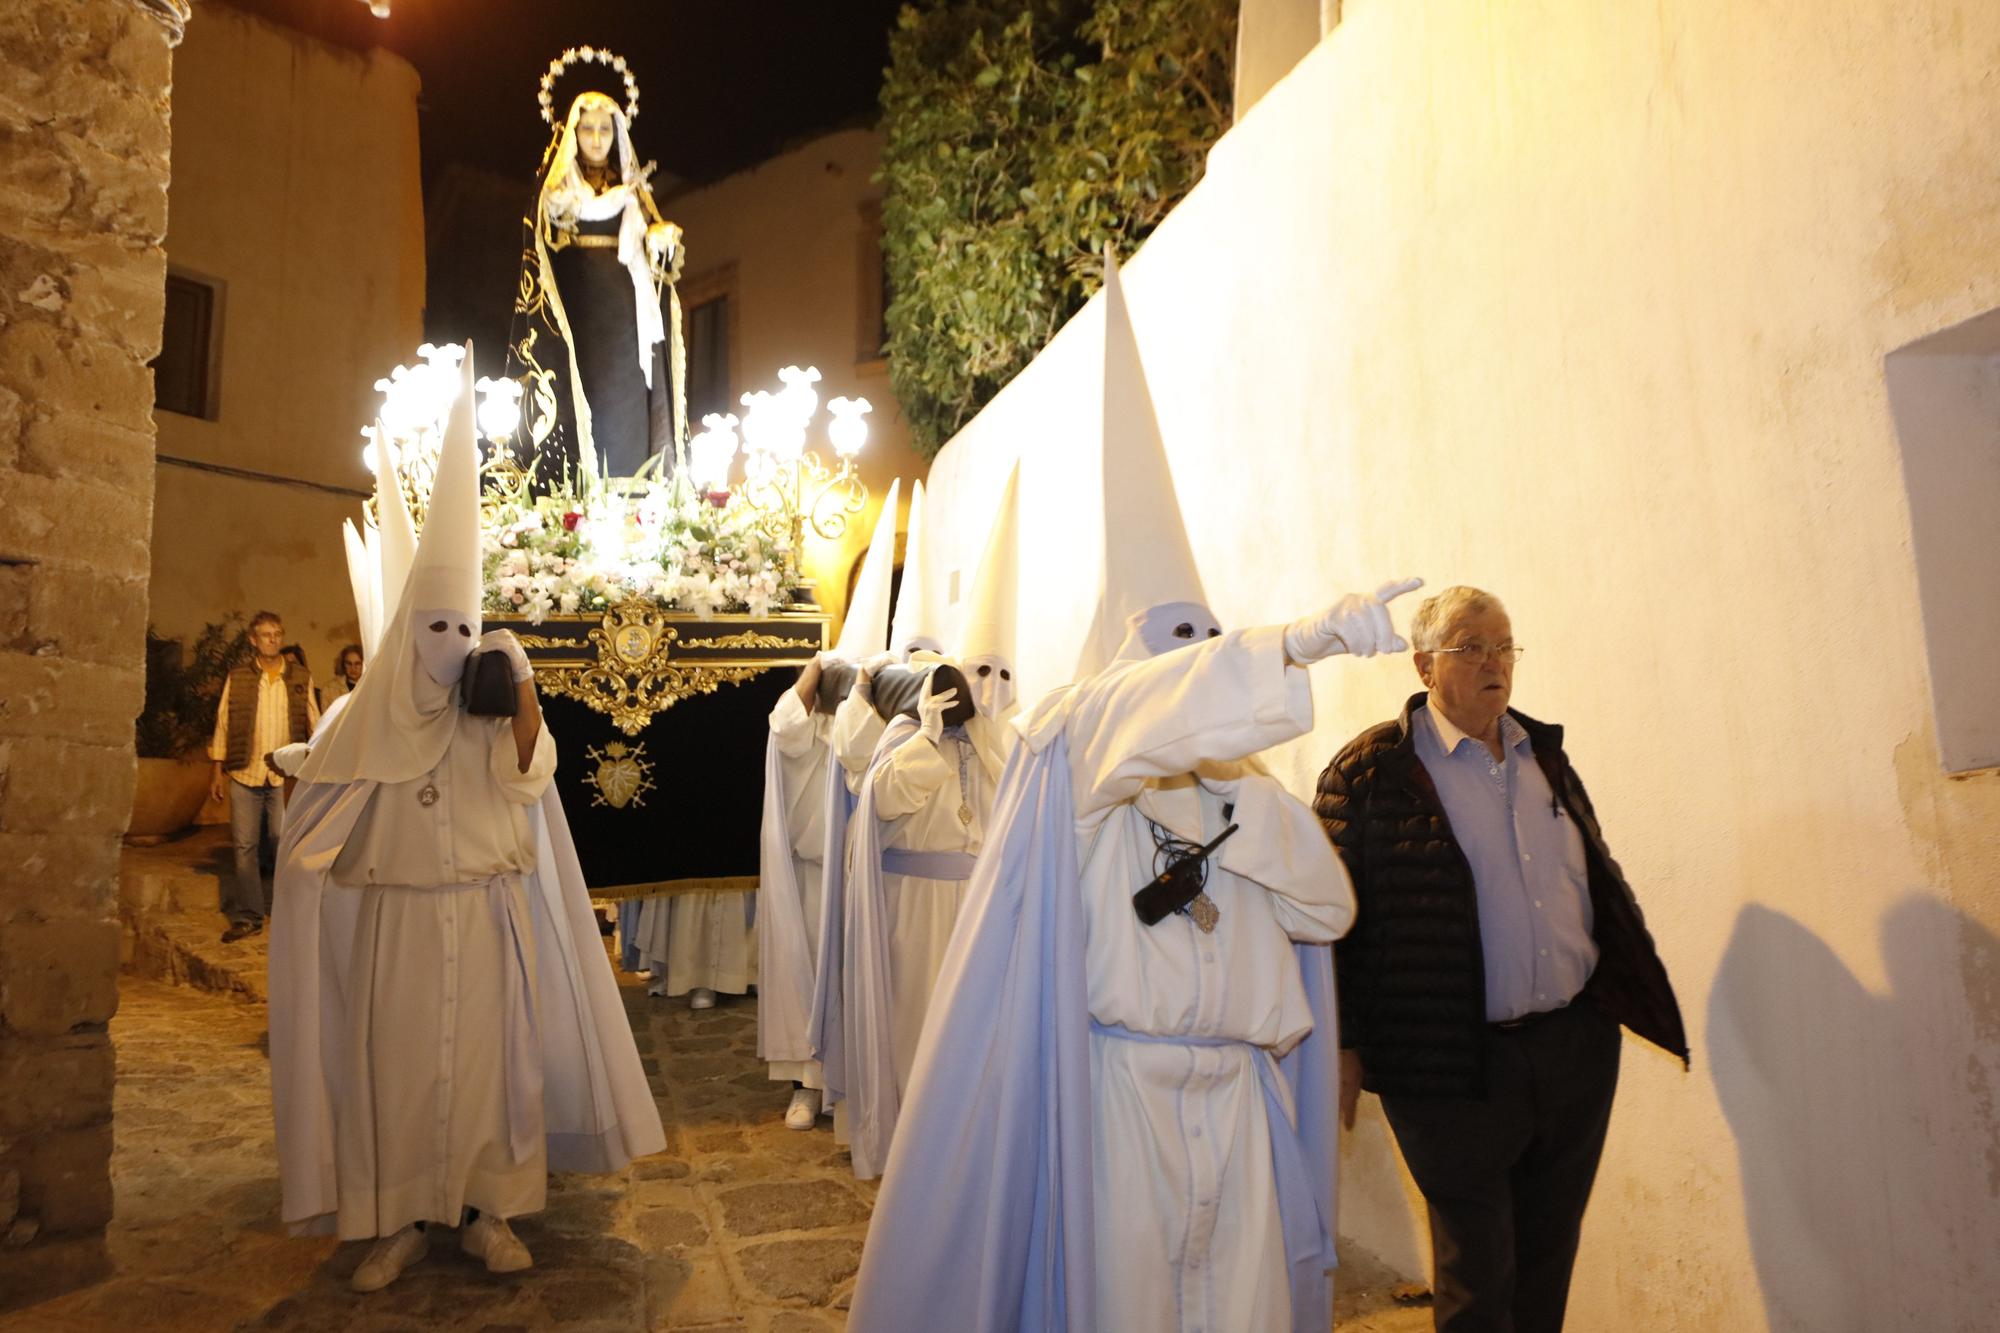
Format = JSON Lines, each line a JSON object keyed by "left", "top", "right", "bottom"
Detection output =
{"left": 561, "top": 511, "right": 582, "bottom": 531}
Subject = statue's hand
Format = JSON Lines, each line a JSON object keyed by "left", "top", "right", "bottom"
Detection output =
{"left": 646, "top": 221, "right": 682, "bottom": 260}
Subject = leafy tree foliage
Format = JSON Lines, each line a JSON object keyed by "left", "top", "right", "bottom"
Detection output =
{"left": 879, "top": 0, "right": 1236, "bottom": 456}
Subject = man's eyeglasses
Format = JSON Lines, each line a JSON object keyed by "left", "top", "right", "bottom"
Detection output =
{"left": 1430, "top": 643, "right": 1525, "bottom": 664}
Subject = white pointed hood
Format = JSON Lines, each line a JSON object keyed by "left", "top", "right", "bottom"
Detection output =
{"left": 342, "top": 518, "right": 379, "bottom": 657}
{"left": 888, "top": 478, "right": 945, "bottom": 656}
{"left": 831, "top": 477, "right": 900, "bottom": 660}
{"left": 300, "top": 344, "right": 484, "bottom": 786}
{"left": 372, "top": 422, "right": 419, "bottom": 618}
{"left": 1078, "top": 249, "right": 1217, "bottom": 677}
{"left": 957, "top": 463, "right": 1020, "bottom": 716}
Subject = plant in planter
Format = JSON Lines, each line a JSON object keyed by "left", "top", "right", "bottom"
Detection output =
{"left": 130, "top": 616, "right": 248, "bottom": 841}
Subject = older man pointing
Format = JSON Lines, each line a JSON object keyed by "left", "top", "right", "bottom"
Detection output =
{"left": 1314, "top": 585, "right": 1687, "bottom": 1333}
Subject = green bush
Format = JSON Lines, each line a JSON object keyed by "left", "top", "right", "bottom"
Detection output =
{"left": 136, "top": 616, "right": 247, "bottom": 760}
{"left": 879, "top": 0, "right": 1237, "bottom": 456}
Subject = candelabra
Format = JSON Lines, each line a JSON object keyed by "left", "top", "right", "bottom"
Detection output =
{"left": 685, "top": 364, "right": 872, "bottom": 569}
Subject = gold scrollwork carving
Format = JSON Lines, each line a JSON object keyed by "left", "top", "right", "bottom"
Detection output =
{"left": 676, "top": 629, "right": 811, "bottom": 651}
{"left": 527, "top": 601, "right": 783, "bottom": 734}
{"left": 514, "top": 631, "right": 590, "bottom": 652}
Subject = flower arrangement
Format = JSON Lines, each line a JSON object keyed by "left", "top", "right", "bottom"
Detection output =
{"left": 481, "top": 470, "right": 799, "bottom": 624}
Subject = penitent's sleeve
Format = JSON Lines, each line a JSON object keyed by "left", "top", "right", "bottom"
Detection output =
{"left": 869, "top": 734, "right": 954, "bottom": 821}
{"left": 490, "top": 721, "right": 557, "bottom": 805}
{"left": 831, "top": 688, "right": 887, "bottom": 789}
{"left": 1062, "top": 624, "right": 1315, "bottom": 819}
{"left": 769, "top": 686, "right": 819, "bottom": 758}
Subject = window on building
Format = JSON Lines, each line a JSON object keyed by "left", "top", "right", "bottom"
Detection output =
{"left": 152, "top": 271, "right": 221, "bottom": 420}
{"left": 679, "top": 262, "right": 737, "bottom": 427}
{"left": 857, "top": 198, "right": 889, "bottom": 368}
{"left": 685, "top": 295, "right": 732, "bottom": 425}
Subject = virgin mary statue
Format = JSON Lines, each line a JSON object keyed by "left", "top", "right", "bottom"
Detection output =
{"left": 508, "top": 82, "right": 685, "bottom": 487}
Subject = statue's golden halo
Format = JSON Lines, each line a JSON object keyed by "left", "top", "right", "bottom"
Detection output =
{"left": 537, "top": 46, "right": 641, "bottom": 127}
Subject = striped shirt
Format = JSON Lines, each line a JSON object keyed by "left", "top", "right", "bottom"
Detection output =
{"left": 209, "top": 665, "right": 321, "bottom": 787}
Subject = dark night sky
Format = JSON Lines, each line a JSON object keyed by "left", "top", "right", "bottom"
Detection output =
{"left": 214, "top": 0, "right": 911, "bottom": 188}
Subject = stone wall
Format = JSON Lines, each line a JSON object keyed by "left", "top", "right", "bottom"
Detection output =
{"left": 0, "top": 0, "right": 181, "bottom": 1307}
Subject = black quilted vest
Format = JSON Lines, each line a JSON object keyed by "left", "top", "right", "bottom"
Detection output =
{"left": 1314, "top": 693, "right": 1687, "bottom": 1099}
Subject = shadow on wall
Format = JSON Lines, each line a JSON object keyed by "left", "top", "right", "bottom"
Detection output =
{"left": 1709, "top": 899, "right": 2000, "bottom": 1331}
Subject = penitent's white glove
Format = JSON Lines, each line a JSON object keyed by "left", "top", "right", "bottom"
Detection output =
{"left": 917, "top": 674, "right": 958, "bottom": 745}
{"left": 1284, "top": 577, "right": 1426, "bottom": 662}
{"left": 478, "top": 628, "right": 534, "bottom": 683}
{"left": 270, "top": 742, "right": 311, "bottom": 778}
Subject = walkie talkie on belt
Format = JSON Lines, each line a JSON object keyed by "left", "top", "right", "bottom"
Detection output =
{"left": 1132, "top": 822, "right": 1240, "bottom": 930}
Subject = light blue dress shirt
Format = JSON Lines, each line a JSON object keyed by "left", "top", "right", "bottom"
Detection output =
{"left": 1413, "top": 701, "right": 1598, "bottom": 1023}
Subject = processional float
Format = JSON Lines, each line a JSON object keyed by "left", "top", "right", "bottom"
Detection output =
{"left": 349, "top": 48, "right": 879, "bottom": 900}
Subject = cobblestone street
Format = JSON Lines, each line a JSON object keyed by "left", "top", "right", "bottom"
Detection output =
{"left": 2, "top": 965, "right": 1429, "bottom": 1331}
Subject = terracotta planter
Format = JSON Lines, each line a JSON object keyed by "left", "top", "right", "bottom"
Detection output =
{"left": 127, "top": 756, "right": 213, "bottom": 843}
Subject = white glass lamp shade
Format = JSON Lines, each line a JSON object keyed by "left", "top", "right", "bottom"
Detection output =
{"left": 689, "top": 412, "right": 741, "bottom": 490}
{"left": 475, "top": 375, "right": 524, "bottom": 443}
{"left": 827, "top": 396, "right": 872, "bottom": 458}
{"left": 776, "top": 364, "right": 822, "bottom": 427}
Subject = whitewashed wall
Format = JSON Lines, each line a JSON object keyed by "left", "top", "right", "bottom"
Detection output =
{"left": 920, "top": 1, "right": 2000, "bottom": 1326}
{"left": 152, "top": 5, "right": 424, "bottom": 680}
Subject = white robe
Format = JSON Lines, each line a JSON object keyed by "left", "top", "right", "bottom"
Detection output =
{"left": 637, "top": 888, "right": 755, "bottom": 996}
{"left": 1026, "top": 624, "right": 1355, "bottom": 1333}
{"left": 830, "top": 682, "right": 887, "bottom": 793}
{"left": 331, "top": 714, "right": 557, "bottom": 1239}
{"left": 866, "top": 716, "right": 1007, "bottom": 1096}
{"left": 763, "top": 688, "right": 831, "bottom": 1086}
{"left": 270, "top": 716, "right": 666, "bottom": 1239}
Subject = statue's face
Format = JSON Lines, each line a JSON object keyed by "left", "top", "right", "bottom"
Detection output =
{"left": 575, "top": 103, "right": 617, "bottom": 169}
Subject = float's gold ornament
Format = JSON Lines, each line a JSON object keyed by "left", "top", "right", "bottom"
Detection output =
{"left": 583, "top": 740, "right": 656, "bottom": 809}
{"left": 513, "top": 600, "right": 823, "bottom": 734}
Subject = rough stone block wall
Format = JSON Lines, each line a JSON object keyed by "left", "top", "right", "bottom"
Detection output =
{"left": 0, "top": 0, "right": 179, "bottom": 1307}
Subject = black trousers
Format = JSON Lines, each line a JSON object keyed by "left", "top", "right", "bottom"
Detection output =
{"left": 1379, "top": 1001, "right": 1622, "bottom": 1333}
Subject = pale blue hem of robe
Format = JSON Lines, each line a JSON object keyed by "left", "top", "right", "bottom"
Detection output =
{"left": 758, "top": 729, "right": 817, "bottom": 1064}
{"left": 807, "top": 746, "right": 860, "bottom": 1106}
{"left": 839, "top": 714, "right": 924, "bottom": 1179}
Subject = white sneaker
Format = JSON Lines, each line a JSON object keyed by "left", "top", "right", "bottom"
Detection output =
{"left": 461, "top": 1213, "right": 533, "bottom": 1274}
{"left": 351, "top": 1223, "right": 428, "bottom": 1292}
{"left": 646, "top": 975, "right": 668, "bottom": 998}
{"left": 784, "top": 1088, "right": 822, "bottom": 1131}
{"left": 688, "top": 987, "right": 717, "bottom": 1011}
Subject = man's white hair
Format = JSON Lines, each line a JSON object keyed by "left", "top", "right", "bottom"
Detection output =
{"left": 1409, "top": 585, "right": 1508, "bottom": 652}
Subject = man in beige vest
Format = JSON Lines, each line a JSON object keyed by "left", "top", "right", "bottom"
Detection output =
{"left": 209, "top": 609, "right": 318, "bottom": 943}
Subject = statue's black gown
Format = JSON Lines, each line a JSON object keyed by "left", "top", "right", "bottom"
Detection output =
{"left": 511, "top": 206, "right": 677, "bottom": 488}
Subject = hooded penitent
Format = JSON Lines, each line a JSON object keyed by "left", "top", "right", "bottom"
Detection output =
{"left": 955, "top": 464, "right": 1021, "bottom": 719}
{"left": 757, "top": 484, "right": 903, "bottom": 1074}
{"left": 887, "top": 478, "right": 945, "bottom": 657}
{"left": 1077, "top": 249, "right": 1221, "bottom": 677}
{"left": 271, "top": 343, "right": 665, "bottom": 1235}
{"left": 830, "top": 478, "right": 901, "bottom": 663}
{"left": 847, "top": 250, "right": 1347, "bottom": 1333}
{"left": 298, "top": 361, "right": 483, "bottom": 789}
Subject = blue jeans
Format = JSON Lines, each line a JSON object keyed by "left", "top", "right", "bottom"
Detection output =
{"left": 225, "top": 780, "right": 284, "bottom": 924}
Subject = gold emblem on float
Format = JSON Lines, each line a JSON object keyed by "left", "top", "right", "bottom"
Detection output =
{"left": 508, "top": 600, "right": 826, "bottom": 734}
{"left": 613, "top": 622, "right": 656, "bottom": 664}
{"left": 584, "top": 740, "right": 655, "bottom": 809}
